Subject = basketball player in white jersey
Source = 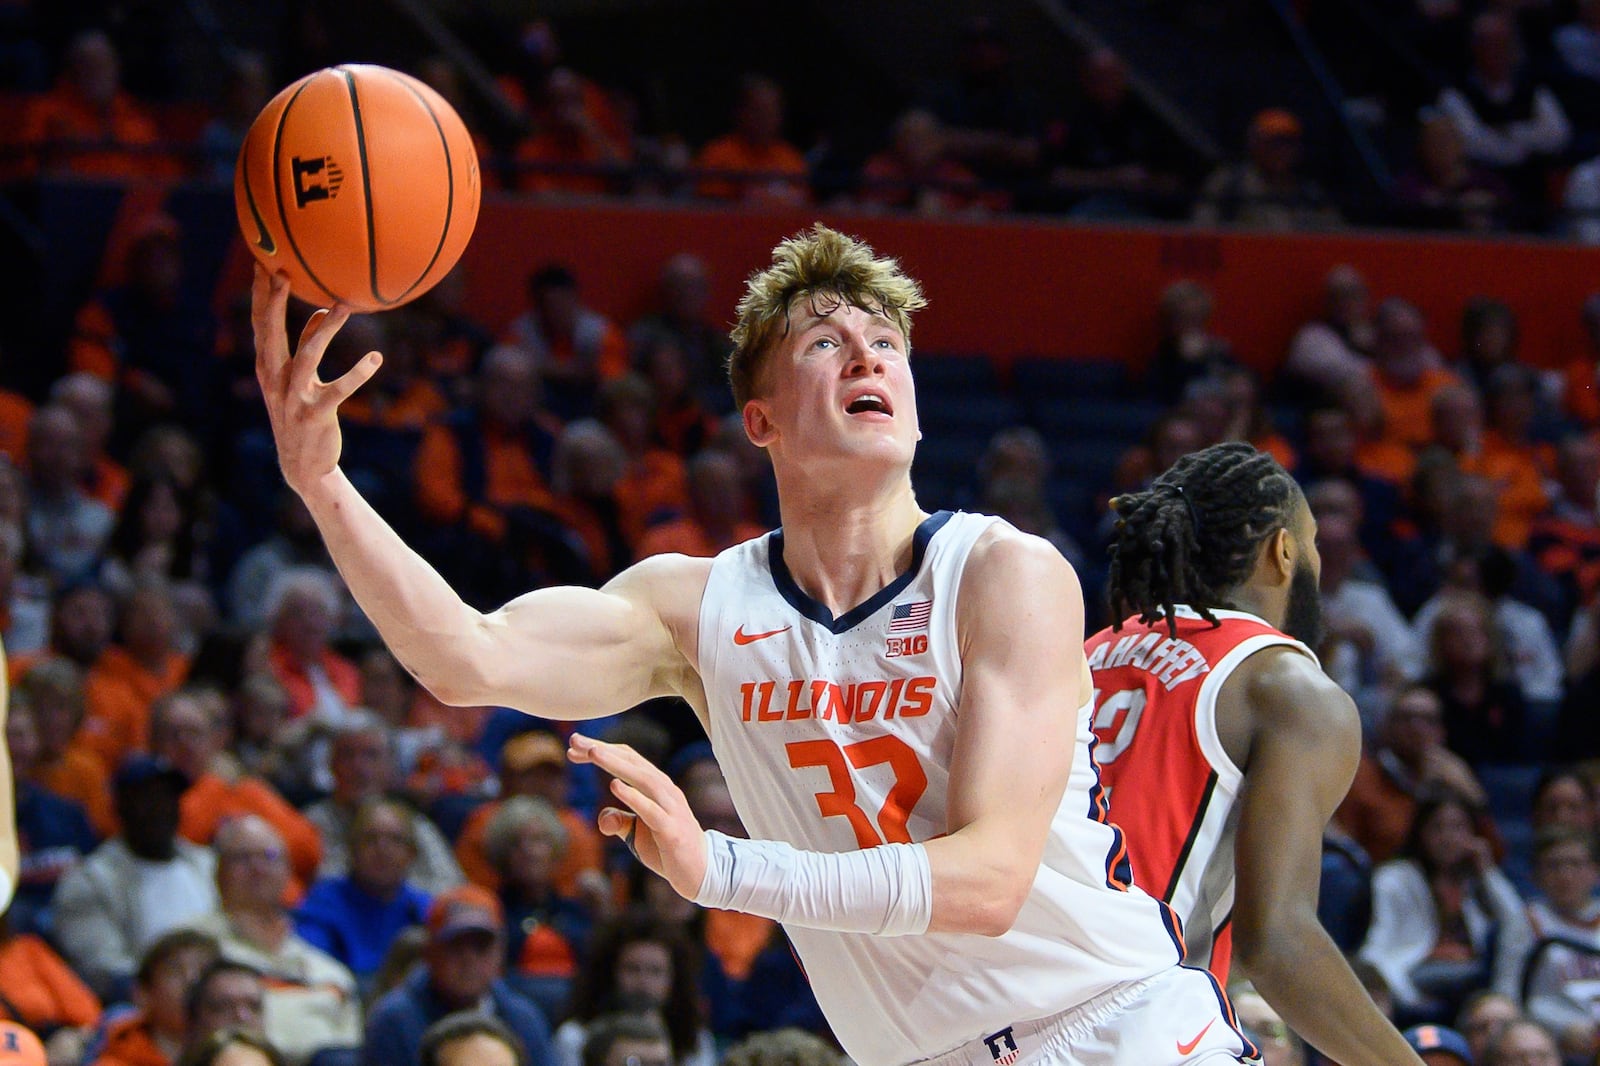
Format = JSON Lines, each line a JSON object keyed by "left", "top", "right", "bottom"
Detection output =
{"left": 251, "top": 226, "right": 1257, "bottom": 1065}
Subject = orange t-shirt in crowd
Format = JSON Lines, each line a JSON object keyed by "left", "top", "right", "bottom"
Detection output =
{"left": 636, "top": 518, "right": 766, "bottom": 560}
{"left": 266, "top": 644, "right": 361, "bottom": 721}
{"left": 82, "top": 646, "right": 191, "bottom": 770}
{"left": 513, "top": 132, "right": 626, "bottom": 196}
{"left": 1253, "top": 432, "right": 1298, "bottom": 473}
{"left": 178, "top": 772, "right": 323, "bottom": 896}
{"left": 528, "top": 323, "right": 630, "bottom": 385}
{"left": 704, "top": 909, "right": 776, "bottom": 982}
{"left": 0, "top": 932, "right": 102, "bottom": 1030}
{"left": 38, "top": 744, "right": 116, "bottom": 837}
{"left": 1378, "top": 366, "right": 1461, "bottom": 450}
{"left": 457, "top": 801, "right": 603, "bottom": 898}
{"left": 694, "top": 135, "right": 809, "bottom": 203}
{"left": 1355, "top": 436, "right": 1420, "bottom": 488}
{"left": 341, "top": 379, "right": 449, "bottom": 431}
{"left": 19, "top": 89, "right": 178, "bottom": 180}
{"left": 414, "top": 421, "right": 560, "bottom": 543}
{"left": 90, "top": 1011, "right": 171, "bottom": 1066}
{"left": 1459, "top": 434, "right": 1550, "bottom": 549}
{"left": 615, "top": 450, "right": 689, "bottom": 549}
{"left": 0, "top": 388, "right": 33, "bottom": 466}
{"left": 1333, "top": 755, "right": 1418, "bottom": 866}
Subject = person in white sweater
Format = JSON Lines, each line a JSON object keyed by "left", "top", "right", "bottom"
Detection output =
{"left": 1359, "top": 790, "right": 1533, "bottom": 1019}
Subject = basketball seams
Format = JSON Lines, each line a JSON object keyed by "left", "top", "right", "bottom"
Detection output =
{"left": 269, "top": 74, "right": 339, "bottom": 306}
{"left": 337, "top": 66, "right": 385, "bottom": 307}
{"left": 378, "top": 67, "right": 454, "bottom": 303}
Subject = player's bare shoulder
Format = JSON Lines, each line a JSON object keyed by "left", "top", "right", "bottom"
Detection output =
{"left": 956, "top": 521, "right": 1086, "bottom": 650}
{"left": 1235, "top": 643, "right": 1360, "bottom": 747}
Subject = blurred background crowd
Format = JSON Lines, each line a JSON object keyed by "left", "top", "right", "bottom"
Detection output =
{"left": 3, "top": 2, "right": 1600, "bottom": 1065}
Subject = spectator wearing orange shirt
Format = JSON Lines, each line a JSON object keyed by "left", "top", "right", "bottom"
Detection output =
{"left": 149, "top": 689, "right": 322, "bottom": 897}
{"left": 338, "top": 316, "right": 449, "bottom": 433}
{"left": 457, "top": 731, "right": 607, "bottom": 910}
{"left": 694, "top": 75, "right": 810, "bottom": 205}
{"left": 82, "top": 583, "right": 191, "bottom": 770}
{"left": 597, "top": 375, "right": 688, "bottom": 551}
{"left": 0, "top": 919, "right": 101, "bottom": 1058}
{"left": 638, "top": 335, "right": 720, "bottom": 458}
{"left": 504, "top": 266, "right": 628, "bottom": 420}
{"left": 0, "top": 364, "right": 32, "bottom": 468}
{"left": 1431, "top": 382, "right": 1547, "bottom": 548}
{"left": 637, "top": 452, "right": 764, "bottom": 560}
{"left": 414, "top": 344, "right": 561, "bottom": 549}
{"left": 52, "top": 373, "right": 129, "bottom": 512}
{"left": 861, "top": 109, "right": 986, "bottom": 216}
{"left": 1529, "top": 433, "right": 1600, "bottom": 607}
{"left": 261, "top": 568, "right": 359, "bottom": 722}
{"left": 514, "top": 67, "right": 628, "bottom": 196}
{"left": 18, "top": 31, "right": 177, "bottom": 180}
{"left": 88, "top": 929, "right": 218, "bottom": 1066}
{"left": 20, "top": 658, "right": 115, "bottom": 837}
{"left": 1372, "top": 299, "right": 1460, "bottom": 452}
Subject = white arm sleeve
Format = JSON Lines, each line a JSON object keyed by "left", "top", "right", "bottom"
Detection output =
{"left": 693, "top": 830, "right": 933, "bottom": 937}
{"left": 0, "top": 867, "right": 12, "bottom": 915}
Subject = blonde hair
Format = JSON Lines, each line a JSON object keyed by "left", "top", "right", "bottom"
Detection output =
{"left": 727, "top": 224, "right": 927, "bottom": 407}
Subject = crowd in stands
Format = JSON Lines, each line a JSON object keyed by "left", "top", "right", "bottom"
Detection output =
{"left": 24, "top": 8, "right": 1600, "bottom": 236}
{"left": 5, "top": 12, "right": 1600, "bottom": 1066}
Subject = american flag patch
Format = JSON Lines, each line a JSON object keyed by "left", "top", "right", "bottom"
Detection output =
{"left": 888, "top": 600, "right": 932, "bottom": 632}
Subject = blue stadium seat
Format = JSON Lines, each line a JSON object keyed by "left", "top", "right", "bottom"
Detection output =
{"left": 914, "top": 352, "right": 1000, "bottom": 395}
{"left": 917, "top": 393, "right": 1024, "bottom": 438}
{"left": 1012, "top": 357, "right": 1127, "bottom": 402}
{"left": 1031, "top": 399, "right": 1166, "bottom": 445}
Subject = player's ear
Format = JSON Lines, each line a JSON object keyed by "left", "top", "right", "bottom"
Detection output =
{"left": 1272, "top": 527, "right": 1296, "bottom": 584}
{"left": 744, "top": 398, "right": 776, "bottom": 448}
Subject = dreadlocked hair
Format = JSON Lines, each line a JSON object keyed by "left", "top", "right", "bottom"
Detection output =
{"left": 1106, "top": 441, "right": 1300, "bottom": 637}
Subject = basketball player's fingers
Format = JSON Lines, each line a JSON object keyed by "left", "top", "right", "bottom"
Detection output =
{"left": 572, "top": 736, "right": 664, "bottom": 786}
{"left": 610, "top": 777, "right": 673, "bottom": 831}
{"left": 288, "top": 306, "right": 351, "bottom": 395}
{"left": 251, "top": 266, "right": 292, "bottom": 380}
{"left": 596, "top": 806, "right": 636, "bottom": 841}
{"left": 321, "top": 351, "right": 384, "bottom": 408}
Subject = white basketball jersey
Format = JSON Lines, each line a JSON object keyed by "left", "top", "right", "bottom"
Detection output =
{"left": 697, "top": 510, "right": 1184, "bottom": 1066}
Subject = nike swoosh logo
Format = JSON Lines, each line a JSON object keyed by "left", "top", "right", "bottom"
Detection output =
{"left": 734, "top": 625, "right": 792, "bottom": 646}
{"left": 239, "top": 143, "right": 277, "bottom": 254}
{"left": 1176, "top": 1019, "right": 1215, "bottom": 1056}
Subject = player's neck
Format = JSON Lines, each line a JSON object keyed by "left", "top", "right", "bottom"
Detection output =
{"left": 776, "top": 484, "right": 927, "bottom": 617}
{"left": 1221, "top": 587, "right": 1284, "bottom": 631}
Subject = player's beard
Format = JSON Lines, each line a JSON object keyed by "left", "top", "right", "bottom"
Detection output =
{"left": 1281, "top": 557, "right": 1325, "bottom": 648}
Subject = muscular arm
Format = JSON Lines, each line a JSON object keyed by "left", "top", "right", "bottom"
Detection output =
{"left": 1228, "top": 649, "right": 1424, "bottom": 1066}
{"left": 925, "top": 530, "right": 1085, "bottom": 935}
{"left": 253, "top": 267, "right": 704, "bottom": 720}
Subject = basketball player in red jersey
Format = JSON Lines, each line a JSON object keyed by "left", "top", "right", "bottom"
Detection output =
{"left": 1088, "top": 442, "right": 1421, "bottom": 1066}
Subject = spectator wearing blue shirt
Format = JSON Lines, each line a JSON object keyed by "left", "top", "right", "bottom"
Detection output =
{"left": 295, "top": 797, "right": 431, "bottom": 989}
{"left": 363, "top": 884, "right": 553, "bottom": 1066}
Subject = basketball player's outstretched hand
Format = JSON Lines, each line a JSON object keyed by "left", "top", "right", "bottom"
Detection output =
{"left": 252, "top": 264, "right": 384, "bottom": 495}
{"left": 568, "top": 734, "right": 707, "bottom": 899}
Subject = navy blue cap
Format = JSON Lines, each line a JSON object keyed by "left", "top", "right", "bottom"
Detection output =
{"left": 113, "top": 754, "right": 190, "bottom": 793}
{"left": 1404, "top": 1025, "right": 1473, "bottom": 1064}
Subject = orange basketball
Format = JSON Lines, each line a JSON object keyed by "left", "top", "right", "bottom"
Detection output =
{"left": 234, "top": 64, "right": 480, "bottom": 313}
{"left": 0, "top": 1023, "right": 46, "bottom": 1066}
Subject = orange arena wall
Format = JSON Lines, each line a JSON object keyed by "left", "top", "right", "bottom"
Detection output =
{"left": 447, "top": 197, "right": 1600, "bottom": 374}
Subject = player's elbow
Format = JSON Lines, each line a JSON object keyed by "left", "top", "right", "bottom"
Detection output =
{"left": 970, "top": 874, "right": 1031, "bottom": 937}
{"left": 1231, "top": 906, "right": 1311, "bottom": 982}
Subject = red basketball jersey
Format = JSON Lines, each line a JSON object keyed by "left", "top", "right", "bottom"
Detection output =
{"left": 1085, "top": 605, "right": 1313, "bottom": 982}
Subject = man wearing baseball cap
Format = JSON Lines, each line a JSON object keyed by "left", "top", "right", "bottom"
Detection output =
{"left": 52, "top": 754, "right": 217, "bottom": 999}
{"left": 1405, "top": 1024, "right": 1473, "bottom": 1066}
{"left": 362, "top": 885, "right": 554, "bottom": 1066}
